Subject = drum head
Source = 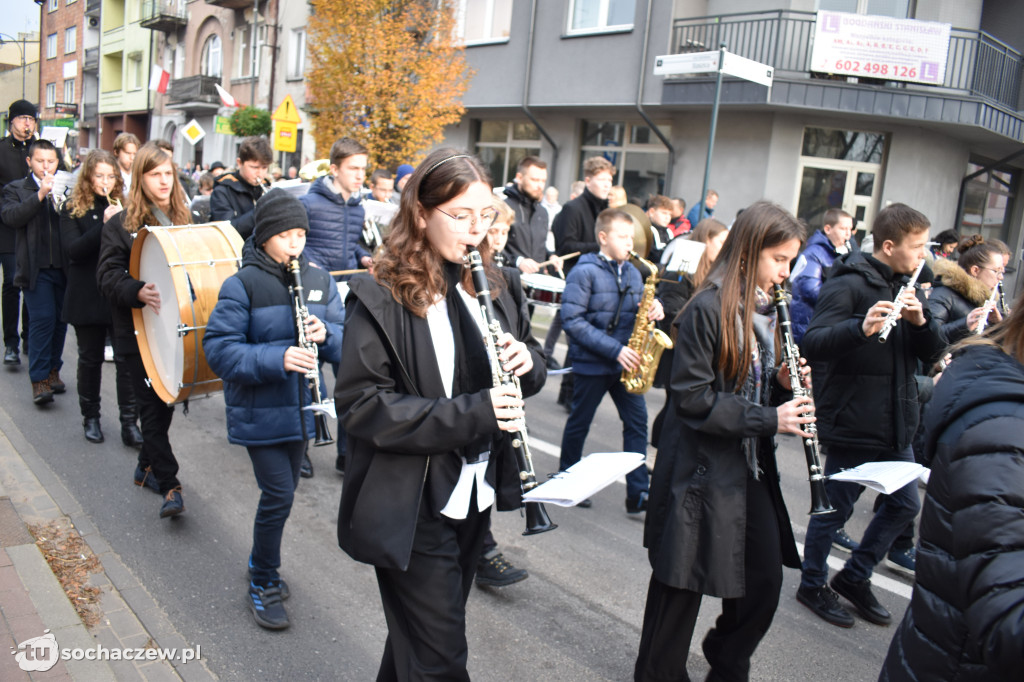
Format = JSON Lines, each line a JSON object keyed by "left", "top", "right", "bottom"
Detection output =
{"left": 137, "top": 232, "right": 184, "bottom": 403}
{"left": 521, "top": 273, "right": 566, "bottom": 293}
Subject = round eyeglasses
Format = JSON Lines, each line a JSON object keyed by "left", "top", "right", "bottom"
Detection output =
{"left": 434, "top": 207, "right": 498, "bottom": 233}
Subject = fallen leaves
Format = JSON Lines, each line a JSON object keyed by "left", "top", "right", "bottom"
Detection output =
{"left": 28, "top": 520, "right": 103, "bottom": 627}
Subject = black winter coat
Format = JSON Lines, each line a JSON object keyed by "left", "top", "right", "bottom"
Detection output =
{"left": 336, "top": 268, "right": 546, "bottom": 571}
{"left": 552, "top": 187, "right": 606, "bottom": 271}
{"left": 880, "top": 345, "right": 1024, "bottom": 682}
{"left": 0, "top": 175, "right": 64, "bottom": 290}
{"left": 96, "top": 213, "right": 146, "bottom": 355}
{"left": 644, "top": 283, "right": 801, "bottom": 598}
{"left": 60, "top": 198, "right": 113, "bottom": 326}
{"left": 802, "top": 252, "right": 945, "bottom": 451}
{"left": 209, "top": 171, "right": 267, "bottom": 239}
{"left": 0, "top": 134, "right": 32, "bottom": 253}
{"left": 503, "top": 183, "right": 550, "bottom": 264}
{"left": 927, "top": 258, "right": 990, "bottom": 344}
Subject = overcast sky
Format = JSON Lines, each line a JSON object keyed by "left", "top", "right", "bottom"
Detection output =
{"left": 1, "top": 0, "right": 41, "bottom": 40}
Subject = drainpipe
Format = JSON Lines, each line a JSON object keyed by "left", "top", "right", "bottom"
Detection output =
{"left": 637, "top": 0, "right": 675, "bottom": 194}
{"left": 522, "top": 0, "right": 557, "bottom": 183}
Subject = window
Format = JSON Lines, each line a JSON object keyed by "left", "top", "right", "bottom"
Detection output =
{"left": 801, "top": 127, "right": 886, "bottom": 164}
{"left": 65, "top": 26, "right": 76, "bottom": 54}
{"left": 128, "top": 52, "right": 142, "bottom": 90}
{"left": 817, "top": 0, "right": 910, "bottom": 18}
{"left": 960, "top": 161, "right": 1018, "bottom": 243}
{"left": 174, "top": 43, "right": 185, "bottom": 79}
{"left": 457, "top": 0, "right": 512, "bottom": 44}
{"left": 46, "top": 83, "right": 56, "bottom": 107}
{"left": 234, "top": 24, "right": 267, "bottom": 79}
{"left": 47, "top": 33, "right": 58, "bottom": 59}
{"left": 63, "top": 78, "right": 75, "bottom": 103}
{"left": 48, "top": 0, "right": 58, "bottom": 11}
{"left": 474, "top": 120, "right": 542, "bottom": 187}
{"left": 568, "top": 0, "right": 635, "bottom": 34}
{"left": 201, "top": 34, "right": 222, "bottom": 78}
{"left": 288, "top": 28, "right": 306, "bottom": 80}
{"left": 578, "top": 121, "right": 670, "bottom": 202}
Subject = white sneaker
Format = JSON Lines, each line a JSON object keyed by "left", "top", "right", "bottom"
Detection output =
{"left": 104, "top": 345, "right": 114, "bottom": 362}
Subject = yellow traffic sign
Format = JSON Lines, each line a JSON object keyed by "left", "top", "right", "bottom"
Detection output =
{"left": 274, "top": 121, "right": 298, "bottom": 153}
{"left": 271, "top": 95, "right": 302, "bottom": 124}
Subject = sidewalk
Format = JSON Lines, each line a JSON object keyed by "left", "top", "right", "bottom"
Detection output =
{"left": 0, "top": 404, "right": 214, "bottom": 682}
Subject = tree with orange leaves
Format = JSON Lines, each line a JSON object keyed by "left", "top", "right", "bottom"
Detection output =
{"left": 306, "top": 0, "right": 471, "bottom": 170}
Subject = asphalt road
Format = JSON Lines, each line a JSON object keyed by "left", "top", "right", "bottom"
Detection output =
{"left": 0, "top": 310, "right": 916, "bottom": 681}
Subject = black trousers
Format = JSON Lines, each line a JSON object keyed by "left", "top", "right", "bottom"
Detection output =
{"left": 126, "top": 352, "right": 179, "bottom": 494}
{"left": 0, "top": 251, "right": 26, "bottom": 348}
{"left": 374, "top": 492, "right": 491, "bottom": 682}
{"left": 635, "top": 477, "right": 783, "bottom": 682}
{"left": 73, "top": 324, "right": 134, "bottom": 419}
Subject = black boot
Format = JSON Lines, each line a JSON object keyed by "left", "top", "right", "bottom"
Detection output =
{"left": 83, "top": 417, "right": 104, "bottom": 443}
{"left": 120, "top": 407, "right": 144, "bottom": 448}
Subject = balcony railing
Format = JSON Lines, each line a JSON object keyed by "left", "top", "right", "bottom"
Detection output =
{"left": 670, "top": 10, "right": 1023, "bottom": 112}
{"left": 83, "top": 47, "right": 99, "bottom": 72}
{"left": 85, "top": 0, "right": 101, "bottom": 18}
{"left": 140, "top": 0, "right": 188, "bottom": 33}
{"left": 167, "top": 74, "right": 221, "bottom": 107}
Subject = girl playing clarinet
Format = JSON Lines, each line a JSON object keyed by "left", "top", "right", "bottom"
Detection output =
{"left": 636, "top": 201, "right": 813, "bottom": 681}
{"left": 335, "top": 149, "right": 546, "bottom": 681}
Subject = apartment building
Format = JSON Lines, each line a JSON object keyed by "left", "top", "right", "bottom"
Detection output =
{"left": 0, "top": 32, "right": 40, "bottom": 129}
{"left": 39, "top": 0, "right": 85, "bottom": 146}
{"left": 96, "top": 0, "right": 154, "bottom": 149}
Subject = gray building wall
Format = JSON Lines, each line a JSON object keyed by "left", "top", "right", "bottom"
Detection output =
{"left": 980, "top": 0, "right": 1024, "bottom": 52}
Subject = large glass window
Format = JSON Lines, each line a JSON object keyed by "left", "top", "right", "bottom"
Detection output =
{"left": 961, "top": 161, "right": 1018, "bottom": 243}
{"left": 64, "top": 27, "right": 76, "bottom": 54}
{"left": 568, "top": 0, "right": 635, "bottom": 34}
{"left": 817, "top": 0, "right": 910, "bottom": 17}
{"left": 578, "top": 121, "right": 670, "bottom": 204}
{"left": 474, "top": 120, "right": 542, "bottom": 187}
{"left": 201, "top": 35, "right": 222, "bottom": 79}
{"left": 801, "top": 127, "right": 886, "bottom": 164}
{"left": 457, "top": 0, "right": 512, "bottom": 43}
{"left": 288, "top": 28, "right": 306, "bottom": 80}
{"left": 235, "top": 25, "right": 267, "bottom": 79}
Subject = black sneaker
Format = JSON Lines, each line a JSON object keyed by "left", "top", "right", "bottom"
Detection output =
{"left": 300, "top": 452, "right": 314, "bottom": 478}
{"left": 475, "top": 553, "right": 528, "bottom": 587}
{"left": 545, "top": 356, "right": 562, "bottom": 370}
{"left": 575, "top": 498, "right": 593, "bottom": 508}
{"left": 248, "top": 581, "right": 290, "bottom": 630}
{"left": 626, "top": 491, "right": 649, "bottom": 514}
{"left": 832, "top": 527, "right": 859, "bottom": 553}
{"left": 3, "top": 346, "right": 19, "bottom": 366}
{"left": 133, "top": 465, "right": 161, "bottom": 494}
{"left": 796, "top": 585, "right": 854, "bottom": 628}
{"left": 159, "top": 487, "right": 184, "bottom": 518}
{"left": 885, "top": 546, "right": 915, "bottom": 577}
{"left": 247, "top": 557, "right": 290, "bottom": 600}
{"left": 830, "top": 570, "right": 892, "bottom": 625}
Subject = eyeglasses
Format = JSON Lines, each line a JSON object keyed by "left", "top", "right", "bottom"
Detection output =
{"left": 434, "top": 207, "right": 498, "bottom": 233}
{"left": 981, "top": 266, "right": 1006, "bottom": 277}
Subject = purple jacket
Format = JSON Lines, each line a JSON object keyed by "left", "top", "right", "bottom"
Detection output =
{"left": 790, "top": 229, "right": 841, "bottom": 343}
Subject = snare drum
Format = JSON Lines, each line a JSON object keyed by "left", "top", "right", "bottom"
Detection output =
{"left": 129, "top": 222, "right": 244, "bottom": 404}
{"left": 521, "top": 273, "right": 566, "bottom": 308}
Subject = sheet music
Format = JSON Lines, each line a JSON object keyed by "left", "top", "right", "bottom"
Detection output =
{"left": 661, "top": 238, "right": 706, "bottom": 273}
{"left": 50, "top": 170, "right": 76, "bottom": 211}
{"left": 829, "top": 461, "right": 927, "bottom": 495}
{"left": 523, "top": 452, "right": 646, "bottom": 507}
{"left": 364, "top": 199, "right": 398, "bottom": 226}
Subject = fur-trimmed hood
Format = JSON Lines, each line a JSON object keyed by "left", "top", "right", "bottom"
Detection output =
{"left": 932, "top": 258, "right": 991, "bottom": 306}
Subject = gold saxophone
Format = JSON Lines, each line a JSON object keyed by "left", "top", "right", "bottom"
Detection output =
{"left": 621, "top": 251, "right": 673, "bottom": 394}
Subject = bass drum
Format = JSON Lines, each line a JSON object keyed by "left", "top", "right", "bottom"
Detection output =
{"left": 129, "top": 222, "right": 244, "bottom": 404}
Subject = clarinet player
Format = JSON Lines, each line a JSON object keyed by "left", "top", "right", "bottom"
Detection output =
{"left": 204, "top": 189, "right": 344, "bottom": 630}
{"left": 335, "top": 149, "right": 546, "bottom": 680}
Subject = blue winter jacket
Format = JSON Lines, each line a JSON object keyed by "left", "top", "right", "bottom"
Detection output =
{"left": 790, "top": 229, "right": 841, "bottom": 343}
{"left": 560, "top": 252, "right": 643, "bottom": 376}
{"left": 203, "top": 238, "right": 344, "bottom": 446}
{"left": 299, "top": 175, "right": 369, "bottom": 274}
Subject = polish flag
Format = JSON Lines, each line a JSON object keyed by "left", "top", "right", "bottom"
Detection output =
{"left": 149, "top": 65, "right": 170, "bottom": 94}
{"left": 214, "top": 83, "right": 240, "bottom": 108}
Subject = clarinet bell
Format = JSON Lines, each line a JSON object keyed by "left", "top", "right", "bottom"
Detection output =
{"left": 809, "top": 478, "right": 835, "bottom": 516}
{"left": 523, "top": 502, "right": 557, "bottom": 535}
{"left": 313, "top": 414, "right": 334, "bottom": 447}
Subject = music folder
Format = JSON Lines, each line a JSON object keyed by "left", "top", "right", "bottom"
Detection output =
{"left": 523, "top": 452, "right": 647, "bottom": 507}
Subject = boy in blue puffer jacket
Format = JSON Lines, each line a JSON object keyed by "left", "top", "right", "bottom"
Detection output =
{"left": 558, "top": 208, "right": 663, "bottom": 514}
{"left": 203, "top": 188, "right": 344, "bottom": 630}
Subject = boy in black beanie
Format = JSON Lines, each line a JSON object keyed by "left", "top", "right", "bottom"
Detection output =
{"left": 203, "top": 188, "right": 344, "bottom": 630}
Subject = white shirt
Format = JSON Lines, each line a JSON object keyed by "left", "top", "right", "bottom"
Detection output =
{"left": 424, "top": 284, "right": 496, "bottom": 520}
{"left": 121, "top": 168, "right": 132, "bottom": 192}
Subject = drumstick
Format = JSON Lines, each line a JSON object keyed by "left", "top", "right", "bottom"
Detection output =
{"left": 537, "top": 252, "right": 580, "bottom": 269}
{"left": 328, "top": 268, "right": 369, "bottom": 277}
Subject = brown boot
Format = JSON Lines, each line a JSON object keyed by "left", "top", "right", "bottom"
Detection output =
{"left": 32, "top": 380, "right": 54, "bottom": 405}
{"left": 47, "top": 369, "right": 66, "bottom": 394}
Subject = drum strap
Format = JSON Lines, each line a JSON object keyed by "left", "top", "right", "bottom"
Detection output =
{"left": 149, "top": 204, "right": 173, "bottom": 227}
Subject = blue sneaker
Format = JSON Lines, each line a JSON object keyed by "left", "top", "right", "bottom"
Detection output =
{"left": 248, "top": 581, "right": 289, "bottom": 630}
{"left": 247, "top": 557, "right": 290, "bottom": 600}
{"left": 885, "top": 546, "right": 916, "bottom": 577}
{"left": 159, "top": 487, "right": 184, "bottom": 518}
{"left": 832, "top": 527, "right": 859, "bottom": 553}
{"left": 133, "top": 465, "right": 160, "bottom": 494}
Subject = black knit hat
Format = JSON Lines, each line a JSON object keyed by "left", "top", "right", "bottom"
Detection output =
{"left": 8, "top": 99, "right": 37, "bottom": 121}
{"left": 253, "top": 188, "right": 308, "bottom": 247}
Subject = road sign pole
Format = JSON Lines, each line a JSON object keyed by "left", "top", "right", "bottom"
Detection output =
{"left": 698, "top": 43, "right": 727, "bottom": 223}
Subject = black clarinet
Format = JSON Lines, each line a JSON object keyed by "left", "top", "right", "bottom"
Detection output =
{"left": 288, "top": 258, "right": 334, "bottom": 446}
{"left": 465, "top": 246, "right": 556, "bottom": 535}
{"left": 773, "top": 285, "right": 834, "bottom": 516}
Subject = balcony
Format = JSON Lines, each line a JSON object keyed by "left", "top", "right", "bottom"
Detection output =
{"left": 204, "top": 0, "right": 254, "bottom": 9}
{"left": 167, "top": 74, "right": 222, "bottom": 111}
{"left": 83, "top": 48, "right": 99, "bottom": 72}
{"left": 85, "top": 0, "right": 101, "bottom": 18}
{"left": 665, "top": 10, "right": 1024, "bottom": 141}
{"left": 82, "top": 102, "right": 98, "bottom": 122}
{"left": 140, "top": 0, "right": 188, "bottom": 33}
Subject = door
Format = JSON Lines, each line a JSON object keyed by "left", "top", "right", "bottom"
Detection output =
{"left": 795, "top": 158, "right": 882, "bottom": 237}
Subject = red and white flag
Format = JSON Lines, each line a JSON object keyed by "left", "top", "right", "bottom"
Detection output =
{"left": 149, "top": 65, "right": 170, "bottom": 94}
{"left": 214, "top": 83, "right": 240, "bottom": 108}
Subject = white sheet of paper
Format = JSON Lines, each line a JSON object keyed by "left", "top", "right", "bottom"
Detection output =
{"left": 363, "top": 199, "right": 399, "bottom": 226}
{"left": 523, "top": 451, "right": 646, "bottom": 507}
{"left": 303, "top": 400, "right": 337, "bottom": 420}
{"left": 829, "top": 461, "right": 926, "bottom": 495}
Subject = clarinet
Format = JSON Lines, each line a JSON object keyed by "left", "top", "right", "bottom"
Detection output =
{"left": 878, "top": 258, "right": 926, "bottom": 343}
{"left": 998, "top": 282, "right": 1011, "bottom": 316}
{"left": 465, "top": 246, "right": 556, "bottom": 535}
{"left": 288, "top": 258, "right": 334, "bottom": 446}
{"left": 773, "top": 285, "right": 835, "bottom": 516}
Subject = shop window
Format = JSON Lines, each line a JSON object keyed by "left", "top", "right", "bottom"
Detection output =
{"left": 474, "top": 120, "right": 542, "bottom": 187}
{"left": 578, "top": 120, "right": 670, "bottom": 203}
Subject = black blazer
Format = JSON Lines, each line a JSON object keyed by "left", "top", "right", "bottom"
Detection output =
{"left": 60, "top": 197, "right": 112, "bottom": 326}
{"left": 96, "top": 212, "right": 145, "bottom": 355}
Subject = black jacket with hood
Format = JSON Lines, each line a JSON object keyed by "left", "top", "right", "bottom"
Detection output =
{"left": 503, "top": 183, "right": 550, "bottom": 265}
{"left": 552, "top": 187, "right": 606, "bottom": 271}
{"left": 209, "top": 170, "right": 268, "bottom": 239}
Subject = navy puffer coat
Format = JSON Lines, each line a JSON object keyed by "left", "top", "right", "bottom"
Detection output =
{"left": 299, "top": 175, "right": 369, "bottom": 275}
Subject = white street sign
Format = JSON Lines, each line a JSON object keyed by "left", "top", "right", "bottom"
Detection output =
{"left": 721, "top": 51, "right": 774, "bottom": 87}
{"left": 653, "top": 51, "right": 721, "bottom": 76}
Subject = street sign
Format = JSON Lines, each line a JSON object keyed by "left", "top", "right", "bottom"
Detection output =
{"left": 271, "top": 95, "right": 302, "bottom": 125}
{"left": 720, "top": 52, "right": 774, "bottom": 88}
{"left": 54, "top": 102, "right": 78, "bottom": 117}
{"left": 182, "top": 119, "right": 206, "bottom": 146}
{"left": 653, "top": 51, "right": 720, "bottom": 76}
{"left": 274, "top": 121, "right": 297, "bottom": 153}
{"left": 214, "top": 115, "right": 233, "bottom": 135}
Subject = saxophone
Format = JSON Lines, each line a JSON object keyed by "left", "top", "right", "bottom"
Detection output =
{"left": 621, "top": 251, "right": 674, "bottom": 394}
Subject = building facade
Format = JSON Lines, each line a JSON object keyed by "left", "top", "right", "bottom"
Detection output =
{"left": 97, "top": 0, "right": 154, "bottom": 149}
{"left": 444, "top": 0, "right": 1024, "bottom": 296}
{"left": 0, "top": 32, "right": 40, "bottom": 128}
{"left": 39, "top": 0, "right": 86, "bottom": 148}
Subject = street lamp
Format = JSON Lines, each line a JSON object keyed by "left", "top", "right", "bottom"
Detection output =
{"left": 0, "top": 32, "right": 27, "bottom": 100}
